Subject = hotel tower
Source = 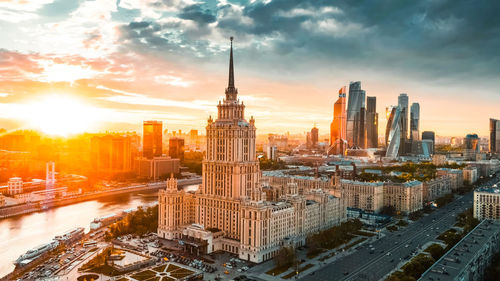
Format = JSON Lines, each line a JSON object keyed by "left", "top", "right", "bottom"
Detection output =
{"left": 158, "top": 38, "right": 345, "bottom": 263}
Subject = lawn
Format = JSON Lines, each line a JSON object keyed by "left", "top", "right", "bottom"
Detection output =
{"left": 130, "top": 270, "right": 156, "bottom": 281}
{"left": 282, "top": 264, "right": 314, "bottom": 279}
{"left": 265, "top": 265, "right": 290, "bottom": 276}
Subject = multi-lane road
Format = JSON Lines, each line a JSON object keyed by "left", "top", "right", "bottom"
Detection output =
{"left": 300, "top": 174, "right": 500, "bottom": 281}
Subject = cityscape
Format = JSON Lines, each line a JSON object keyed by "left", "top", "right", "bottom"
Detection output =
{"left": 1, "top": 1, "right": 500, "bottom": 281}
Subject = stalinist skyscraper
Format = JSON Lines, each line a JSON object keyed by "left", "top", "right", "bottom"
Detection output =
{"left": 196, "top": 37, "right": 262, "bottom": 241}
{"left": 158, "top": 38, "right": 345, "bottom": 263}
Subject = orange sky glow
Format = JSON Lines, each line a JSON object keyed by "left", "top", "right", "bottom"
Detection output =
{"left": 0, "top": 0, "right": 498, "bottom": 138}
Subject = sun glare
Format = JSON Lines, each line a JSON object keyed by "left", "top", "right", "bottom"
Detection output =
{"left": 24, "top": 95, "right": 100, "bottom": 136}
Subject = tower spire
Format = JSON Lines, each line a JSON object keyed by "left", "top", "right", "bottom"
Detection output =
{"left": 225, "top": 36, "right": 237, "bottom": 100}
{"left": 228, "top": 36, "right": 234, "bottom": 89}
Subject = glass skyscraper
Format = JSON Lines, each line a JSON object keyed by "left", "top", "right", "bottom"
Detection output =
{"left": 398, "top": 93, "right": 409, "bottom": 154}
{"left": 385, "top": 106, "right": 402, "bottom": 158}
{"left": 410, "top": 103, "right": 420, "bottom": 141}
{"left": 346, "top": 81, "right": 366, "bottom": 148}
{"left": 490, "top": 118, "right": 500, "bottom": 154}
{"left": 366, "top": 96, "right": 378, "bottom": 148}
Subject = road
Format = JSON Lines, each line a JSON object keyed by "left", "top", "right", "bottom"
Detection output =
{"left": 300, "top": 174, "right": 500, "bottom": 281}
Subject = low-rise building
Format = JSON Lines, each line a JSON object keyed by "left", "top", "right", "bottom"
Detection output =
{"left": 463, "top": 166, "right": 478, "bottom": 185}
{"left": 135, "top": 156, "right": 180, "bottom": 180}
{"left": 437, "top": 168, "right": 463, "bottom": 191}
{"left": 474, "top": 187, "right": 500, "bottom": 220}
{"left": 0, "top": 193, "right": 5, "bottom": 207}
{"left": 383, "top": 180, "right": 423, "bottom": 215}
{"left": 432, "top": 154, "right": 447, "bottom": 166}
{"left": 419, "top": 220, "right": 500, "bottom": 281}
{"left": 7, "top": 177, "right": 23, "bottom": 195}
{"left": 423, "top": 176, "right": 452, "bottom": 202}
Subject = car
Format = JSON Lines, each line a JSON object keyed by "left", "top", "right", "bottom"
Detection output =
{"left": 343, "top": 271, "right": 349, "bottom": 275}
{"left": 386, "top": 252, "right": 391, "bottom": 256}
{"left": 390, "top": 259, "right": 394, "bottom": 262}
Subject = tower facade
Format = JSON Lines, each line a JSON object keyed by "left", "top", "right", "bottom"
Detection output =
{"left": 330, "top": 86, "right": 347, "bottom": 154}
{"left": 490, "top": 118, "right": 500, "bottom": 154}
{"left": 410, "top": 103, "right": 420, "bottom": 141}
{"left": 196, "top": 37, "right": 261, "bottom": 242}
{"left": 385, "top": 106, "right": 402, "bottom": 158}
{"left": 398, "top": 93, "right": 409, "bottom": 155}
{"left": 366, "top": 96, "right": 378, "bottom": 148}
{"left": 143, "top": 121, "right": 163, "bottom": 159}
{"left": 346, "top": 81, "right": 366, "bottom": 148}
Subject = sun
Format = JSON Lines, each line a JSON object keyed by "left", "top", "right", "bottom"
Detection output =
{"left": 24, "top": 94, "right": 100, "bottom": 136}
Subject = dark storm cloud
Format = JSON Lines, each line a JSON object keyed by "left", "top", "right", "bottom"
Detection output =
{"left": 179, "top": 4, "right": 216, "bottom": 25}
{"left": 117, "top": 0, "right": 500, "bottom": 81}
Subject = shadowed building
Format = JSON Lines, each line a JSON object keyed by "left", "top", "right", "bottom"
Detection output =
{"left": 346, "top": 81, "right": 366, "bottom": 148}
{"left": 90, "top": 135, "right": 132, "bottom": 175}
{"left": 169, "top": 137, "right": 185, "bottom": 161}
{"left": 422, "top": 131, "right": 435, "bottom": 154}
{"left": 398, "top": 93, "right": 409, "bottom": 154}
{"left": 410, "top": 103, "right": 420, "bottom": 141}
{"left": 490, "top": 118, "right": 500, "bottom": 154}
{"left": 366, "top": 96, "right": 378, "bottom": 148}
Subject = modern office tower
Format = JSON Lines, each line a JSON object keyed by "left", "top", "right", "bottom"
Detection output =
{"left": 398, "top": 93, "right": 409, "bottom": 154}
{"left": 346, "top": 81, "right": 366, "bottom": 147}
{"left": 143, "top": 120, "right": 163, "bottom": 159}
{"left": 366, "top": 96, "right": 378, "bottom": 148}
{"left": 464, "top": 133, "right": 480, "bottom": 160}
{"left": 410, "top": 103, "right": 420, "bottom": 141}
{"left": 356, "top": 107, "right": 367, "bottom": 148}
{"left": 90, "top": 135, "right": 132, "bottom": 174}
{"left": 168, "top": 137, "right": 185, "bottom": 161}
{"left": 385, "top": 106, "right": 402, "bottom": 158}
{"left": 330, "top": 86, "right": 347, "bottom": 148}
{"left": 490, "top": 118, "right": 500, "bottom": 153}
{"left": 311, "top": 126, "right": 319, "bottom": 147}
{"left": 422, "top": 131, "right": 435, "bottom": 154}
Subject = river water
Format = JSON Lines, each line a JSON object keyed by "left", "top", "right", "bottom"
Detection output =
{"left": 0, "top": 187, "right": 179, "bottom": 277}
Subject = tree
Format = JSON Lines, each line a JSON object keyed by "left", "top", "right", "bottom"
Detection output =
{"left": 274, "top": 247, "right": 296, "bottom": 268}
{"left": 380, "top": 205, "right": 396, "bottom": 216}
{"left": 424, "top": 244, "right": 445, "bottom": 260}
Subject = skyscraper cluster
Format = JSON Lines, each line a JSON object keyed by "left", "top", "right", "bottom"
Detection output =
{"left": 384, "top": 93, "right": 422, "bottom": 158}
{"left": 330, "top": 81, "right": 378, "bottom": 155}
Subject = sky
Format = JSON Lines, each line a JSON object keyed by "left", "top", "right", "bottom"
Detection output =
{"left": 0, "top": 0, "right": 499, "bottom": 137}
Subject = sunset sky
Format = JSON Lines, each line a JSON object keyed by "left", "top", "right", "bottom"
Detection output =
{"left": 0, "top": 0, "right": 499, "bottom": 137}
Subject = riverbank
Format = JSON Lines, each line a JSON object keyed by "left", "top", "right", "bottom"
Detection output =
{"left": 0, "top": 178, "right": 201, "bottom": 219}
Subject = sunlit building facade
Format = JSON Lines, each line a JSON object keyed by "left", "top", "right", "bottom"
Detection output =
{"left": 90, "top": 135, "right": 132, "bottom": 175}
{"left": 474, "top": 188, "right": 500, "bottom": 220}
{"left": 383, "top": 180, "right": 423, "bottom": 214}
{"left": 143, "top": 120, "right": 163, "bottom": 159}
{"left": 157, "top": 39, "right": 346, "bottom": 263}
{"left": 330, "top": 86, "right": 347, "bottom": 154}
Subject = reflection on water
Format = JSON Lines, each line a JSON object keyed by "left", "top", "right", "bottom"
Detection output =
{"left": 0, "top": 189, "right": 162, "bottom": 277}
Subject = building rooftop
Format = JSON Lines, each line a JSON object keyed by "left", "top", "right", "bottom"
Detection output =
{"left": 475, "top": 187, "right": 500, "bottom": 194}
{"left": 340, "top": 179, "right": 384, "bottom": 186}
{"left": 419, "top": 220, "right": 500, "bottom": 281}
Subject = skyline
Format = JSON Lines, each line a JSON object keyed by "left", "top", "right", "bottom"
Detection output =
{"left": 1, "top": 0, "right": 499, "bottom": 137}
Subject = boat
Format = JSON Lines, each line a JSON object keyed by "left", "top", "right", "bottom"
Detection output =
{"left": 14, "top": 240, "right": 58, "bottom": 265}
{"left": 54, "top": 227, "right": 85, "bottom": 245}
{"left": 90, "top": 213, "right": 119, "bottom": 230}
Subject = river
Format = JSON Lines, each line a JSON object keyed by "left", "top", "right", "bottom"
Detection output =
{"left": 0, "top": 186, "right": 196, "bottom": 277}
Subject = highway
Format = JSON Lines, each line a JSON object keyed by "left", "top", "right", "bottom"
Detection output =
{"left": 300, "top": 174, "right": 500, "bottom": 281}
